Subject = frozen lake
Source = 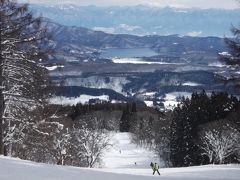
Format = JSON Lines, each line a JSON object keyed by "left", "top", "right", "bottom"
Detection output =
{"left": 101, "top": 48, "right": 158, "bottom": 58}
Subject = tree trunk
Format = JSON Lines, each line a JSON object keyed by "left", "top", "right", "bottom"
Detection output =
{"left": 0, "top": 62, "right": 4, "bottom": 155}
{"left": 0, "top": 11, "right": 4, "bottom": 155}
{"left": 0, "top": 90, "right": 3, "bottom": 155}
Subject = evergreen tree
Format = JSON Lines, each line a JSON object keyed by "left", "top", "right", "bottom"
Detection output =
{"left": 119, "top": 103, "right": 131, "bottom": 132}
{"left": 170, "top": 104, "right": 185, "bottom": 167}
{"left": 170, "top": 91, "right": 239, "bottom": 166}
{"left": 0, "top": 0, "right": 52, "bottom": 155}
{"left": 219, "top": 26, "right": 240, "bottom": 87}
{"left": 220, "top": 26, "right": 240, "bottom": 66}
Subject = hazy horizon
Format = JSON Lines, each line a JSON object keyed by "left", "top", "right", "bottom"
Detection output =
{"left": 19, "top": 0, "right": 240, "bottom": 9}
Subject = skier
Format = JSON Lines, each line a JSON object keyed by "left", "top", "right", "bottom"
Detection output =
{"left": 152, "top": 162, "right": 160, "bottom": 175}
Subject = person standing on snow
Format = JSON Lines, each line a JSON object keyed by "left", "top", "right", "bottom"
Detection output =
{"left": 152, "top": 162, "right": 160, "bottom": 175}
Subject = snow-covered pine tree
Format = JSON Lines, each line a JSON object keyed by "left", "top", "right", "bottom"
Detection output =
{"left": 170, "top": 104, "right": 185, "bottom": 167}
{"left": 219, "top": 26, "right": 240, "bottom": 87}
{"left": 119, "top": 103, "right": 131, "bottom": 132}
{"left": 0, "top": 0, "right": 52, "bottom": 155}
{"left": 220, "top": 26, "right": 240, "bottom": 66}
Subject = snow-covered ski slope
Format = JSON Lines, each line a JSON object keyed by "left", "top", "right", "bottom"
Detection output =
{"left": 1, "top": 156, "right": 240, "bottom": 180}
{"left": 102, "top": 132, "right": 159, "bottom": 168}
{"left": 0, "top": 132, "right": 240, "bottom": 180}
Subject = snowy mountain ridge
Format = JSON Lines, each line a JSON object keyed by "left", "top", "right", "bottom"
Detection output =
{"left": 31, "top": 5, "right": 240, "bottom": 37}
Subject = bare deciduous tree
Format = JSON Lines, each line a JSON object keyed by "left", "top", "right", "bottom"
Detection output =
{"left": 52, "top": 128, "right": 71, "bottom": 165}
{"left": 70, "top": 127, "right": 111, "bottom": 168}
{"left": 198, "top": 121, "right": 240, "bottom": 164}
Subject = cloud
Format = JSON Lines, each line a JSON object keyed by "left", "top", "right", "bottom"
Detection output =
{"left": 145, "top": 0, "right": 239, "bottom": 9}
{"left": 119, "top": 24, "right": 141, "bottom": 31}
{"left": 186, "top": 31, "right": 202, "bottom": 37}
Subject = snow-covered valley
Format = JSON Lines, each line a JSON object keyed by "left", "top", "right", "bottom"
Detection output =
{"left": 1, "top": 1, "right": 240, "bottom": 180}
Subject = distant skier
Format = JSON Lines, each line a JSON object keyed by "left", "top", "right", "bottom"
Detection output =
{"left": 151, "top": 162, "right": 160, "bottom": 175}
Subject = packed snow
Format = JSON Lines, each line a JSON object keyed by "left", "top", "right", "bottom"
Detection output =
{"left": 50, "top": 94, "right": 109, "bottom": 105}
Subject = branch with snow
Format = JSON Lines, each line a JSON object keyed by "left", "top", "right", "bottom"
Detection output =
{"left": 198, "top": 121, "right": 240, "bottom": 164}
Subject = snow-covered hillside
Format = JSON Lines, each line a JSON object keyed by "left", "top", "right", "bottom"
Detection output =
{"left": 1, "top": 132, "right": 240, "bottom": 180}
{"left": 64, "top": 76, "right": 129, "bottom": 95}
{"left": 1, "top": 156, "right": 240, "bottom": 180}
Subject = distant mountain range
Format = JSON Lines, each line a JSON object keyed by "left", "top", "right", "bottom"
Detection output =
{"left": 31, "top": 4, "right": 240, "bottom": 37}
{"left": 33, "top": 8, "right": 238, "bottom": 107}
{"left": 45, "top": 20, "right": 227, "bottom": 65}
{"left": 44, "top": 20, "right": 237, "bottom": 107}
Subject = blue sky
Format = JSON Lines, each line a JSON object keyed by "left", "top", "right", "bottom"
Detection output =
{"left": 20, "top": 0, "right": 239, "bottom": 9}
